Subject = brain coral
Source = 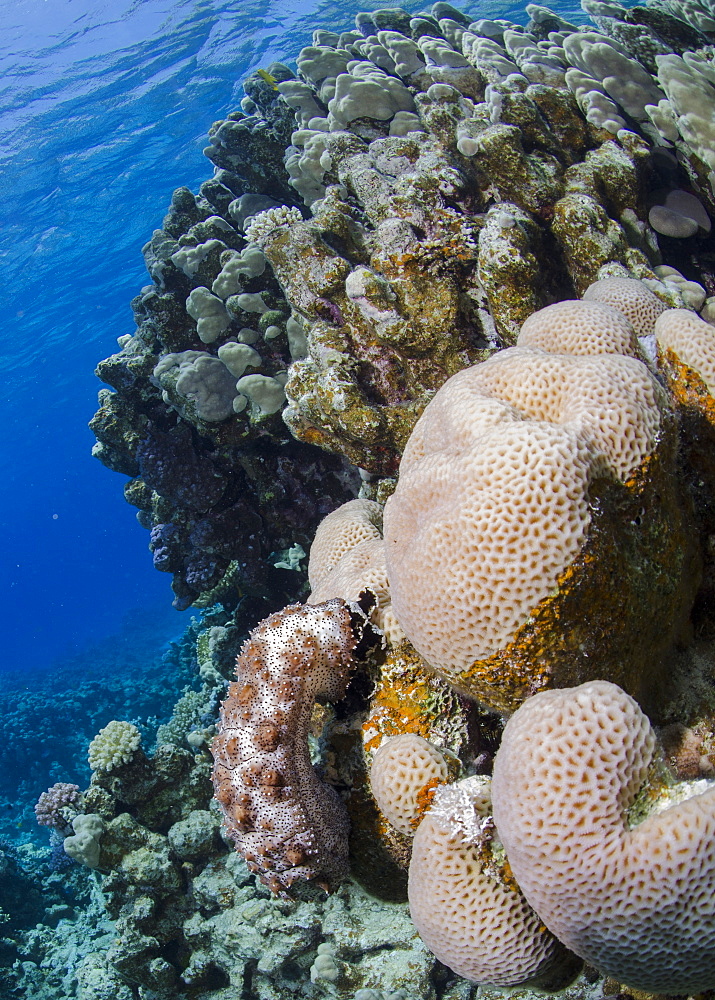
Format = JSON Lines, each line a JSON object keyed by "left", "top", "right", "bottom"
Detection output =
{"left": 656, "top": 307, "right": 715, "bottom": 394}
{"left": 368, "top": 731, "right": 579, "bottom": 986}
{"left": 408, "top": 775, "right": 579, "bottom": 987}
{"left": 582, "top": 276, "right": 668, "bottom": 336}
{"left": 517, "top": 299, "right": 640, "bottom": 356}
{"left": 307, "top": 498, "right": 383, "bottom": 595}
{"left": 307, "top": 498, "right": 400, "bottom": 639}
{"left": 383, "top": 303, "right": 695, "bottom": 711}
{"left": 491, "top": 680, "right": 715, "bottom": 994}
{"left": 370, "top": 733, "right": 456, "bottom": 835}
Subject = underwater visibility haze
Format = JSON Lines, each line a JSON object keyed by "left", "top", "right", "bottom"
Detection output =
{"left": 2, "top": 0, "right": 715, "bottom": 996}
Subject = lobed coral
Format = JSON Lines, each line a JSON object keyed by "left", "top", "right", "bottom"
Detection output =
{"left": 491, "top": 680, "right": 715, "bottom": 994}
{"left": 382, "top": 296, "right": 695, "bottom": 711}
{"left": 408, "top": 776, "right": 579, "bottom": 989}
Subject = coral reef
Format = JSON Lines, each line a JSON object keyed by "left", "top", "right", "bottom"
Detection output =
{"left": 89, "top": 72, "right": 360, "bottom": 614}
{"left": 29, "top": 0, "right": 715, "bottom": 996}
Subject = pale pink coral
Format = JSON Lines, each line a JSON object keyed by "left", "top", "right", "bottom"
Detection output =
{"left": 34, "top": 782, "right": 83, "bottom": 832}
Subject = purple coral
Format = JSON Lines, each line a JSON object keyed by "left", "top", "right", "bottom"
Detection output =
{"left": 150, "top": 522, "right": 183, "bottom": 573}
{"left": 137, "top": 423, "right": 226, "bottom": 513}
{"left": 34, "top": 782, "right": 82, "bottom": 832}
{"left": 315, "top": 297, "right": 344, "bottom": 326}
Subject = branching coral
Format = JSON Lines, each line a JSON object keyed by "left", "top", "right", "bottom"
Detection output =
{"left": 34, "top": 782, "right": 83, "bottom": 833}
{"left": 88, "top": 721, "right": 142, "bottom": 773}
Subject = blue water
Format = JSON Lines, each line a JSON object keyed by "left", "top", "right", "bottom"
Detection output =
{"left": 2, "top": 0, "right": 563, "bottom": 675}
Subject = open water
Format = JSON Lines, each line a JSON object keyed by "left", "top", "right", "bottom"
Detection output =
{"left": 1, "top": 0, "right": 585, "bottom": 677}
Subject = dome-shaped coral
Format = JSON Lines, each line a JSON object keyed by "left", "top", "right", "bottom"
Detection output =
{"left": 382, "top": 303, "right": 696, "bottom": 711}
{"left": 582, "top": 276, "right": 668, "bottom": 336}
{"left": 370, "top": 733, "right": 455, "bottom": 835}
{"left": 492, "top": 680, "right": 715, "bottom": 994}
{"left": 408, "top": 776, "right": 579, "bottom": 988}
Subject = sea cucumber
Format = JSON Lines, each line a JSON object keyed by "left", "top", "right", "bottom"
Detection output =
{"left": 211, "top": 598, "right": 359, "bottom": 893}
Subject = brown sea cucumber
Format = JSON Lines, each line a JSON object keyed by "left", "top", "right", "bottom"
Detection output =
{"left": 211, "top": 598, "right": 361, "bottom": 893}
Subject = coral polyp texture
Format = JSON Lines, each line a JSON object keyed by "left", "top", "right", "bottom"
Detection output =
{"left": 307, "top": 497, "right": 383, "bottom": 591}
{"left": 211, "top": 598, "right": 359, "bottom": 893}
{"left": 408, "top": 776, "right": 579, "bottom": 988}
{"left": 306, "top": 496, "right": 401, "bottom": 639}
{"left": 656, "top": 306, "right": 715, "bottom": 393}
{"left": 383, "top": 298, "right": 696, "bottom": 711}
{"left": 491, "top": 680, "right": 715, "bottom": 994}
{"left": 582, "top": 275, "right": 669, "bottom": 335}
{"left": 368, "top": 733, "right": 580, "bottom": 988}
{"left": 369, "top": 733, "right": 456, "bottom": 835}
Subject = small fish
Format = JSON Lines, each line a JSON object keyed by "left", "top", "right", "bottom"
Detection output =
{"left": 256, "top": 69, "right": 279, "bottom": 90}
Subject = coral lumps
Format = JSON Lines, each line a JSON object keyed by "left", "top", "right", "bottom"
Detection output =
{"left": 370, "top": 733, "right": 457, "bottom": 835}
{"left": 211, "top": 598, "right": 360, "bottom": 893}
{"left": 491, "top": 680, "right": 715, "bottom": 994}
{"left": 369, "top": 735, "right": 579, "bottom": 988}
{"left": 409, "top": 777, "right": 578, "bottom": 989}
{"left": 382, "top": 298, "right": 696, "bottom": 711}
